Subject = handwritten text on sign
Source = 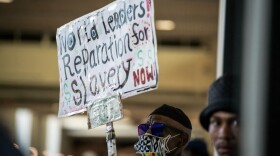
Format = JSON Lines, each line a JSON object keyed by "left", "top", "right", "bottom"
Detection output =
{"left": 56, "top": 0, "right": 158, "bottom": 117}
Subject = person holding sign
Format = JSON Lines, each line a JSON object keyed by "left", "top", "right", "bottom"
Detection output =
{"left": 199, "top": 74, "right": 239, "bottom": 156}
{"left": 134, "top": 104, "right": 192, "bottom": 156}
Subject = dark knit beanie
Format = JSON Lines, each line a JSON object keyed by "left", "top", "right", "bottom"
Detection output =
{"left": 150, "top": 104, "right": 192, "bottom": 130}
{"left": 199, "top": 74, "right": 240, "bottom": 131}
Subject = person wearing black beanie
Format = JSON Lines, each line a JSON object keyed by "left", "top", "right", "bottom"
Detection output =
{"left": 199, "top": 74, "right": 239, "bottom": 156}
{"left": 134, "top": 104, "right": 192, "bottom": 156}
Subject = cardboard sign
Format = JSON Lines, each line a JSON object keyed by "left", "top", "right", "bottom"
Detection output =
{"left": 56, "top": 0, "right": 158, "bottom": 117}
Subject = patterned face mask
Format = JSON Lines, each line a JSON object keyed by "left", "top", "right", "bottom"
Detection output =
{"left": 134, "top": 133, "right": 180, "bottom": 155}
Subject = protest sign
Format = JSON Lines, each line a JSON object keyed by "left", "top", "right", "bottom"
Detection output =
{"left": 56, "top": 0, "right": 158, "bottom": 118}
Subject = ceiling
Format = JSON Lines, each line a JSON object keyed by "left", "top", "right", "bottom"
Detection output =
{"left": 0, "top": 0, "right": 220, "bottom": 141}
{"left": 0, "top": 0, "right": 219, "bottom": 45}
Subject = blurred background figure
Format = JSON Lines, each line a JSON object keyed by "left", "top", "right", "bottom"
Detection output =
{"left": 14, "top": 143, "right": 38, "bottom": 156}
{"left": 199, "top": 74, "right": 239, "bottom": 156}
{"left": 183, "top": 138, "right": 209, "bottom": 156}
{"left": 29, "top": 146, "right": 38, "bottom": 156}
{"left": 0, "top": 122, "right": 23, "bottom": 156}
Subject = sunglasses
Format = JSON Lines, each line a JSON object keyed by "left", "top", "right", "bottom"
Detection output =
{"left": 137, "top": 123, "right": 167, "bottom": 137}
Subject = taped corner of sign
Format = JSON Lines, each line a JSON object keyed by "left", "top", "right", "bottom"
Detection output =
{"left": 86, "top": 94, "right": 124, "bottom": 129}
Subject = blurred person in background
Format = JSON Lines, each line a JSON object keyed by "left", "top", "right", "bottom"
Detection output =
{"left": 0, "top": 122, "right": 23, "bottom": 156}
{"left": 14, "top": 143, "right": 38, "bottom": 156}
{"left": 182, "top": 138, "right": 209, "bottom": 156}
{"left": 199, "top": 74, "right": 239, "bottom": 156}
{"left": 134, "top": 104, "right": 192, "bottom": 156}
{"left": 29, "top": 146, "right": 38, "bottom": 156}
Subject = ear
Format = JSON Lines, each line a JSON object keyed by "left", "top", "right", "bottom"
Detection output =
{"left": 178, "top": 133, "right": 189, "bottom": 147}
